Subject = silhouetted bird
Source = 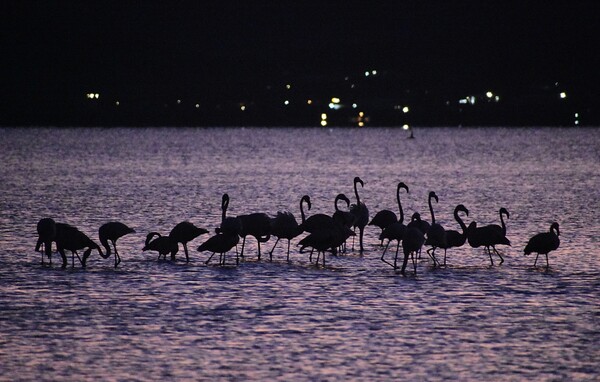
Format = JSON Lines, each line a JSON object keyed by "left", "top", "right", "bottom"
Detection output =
{"left": 198, "top": 230, "right": 241, "bottom": 266}
{"left": 332, "top": 193, "right": 354, "bottom": 253}
{"left": 437, "top": 204, "right": 469, "bottom": 266}
{"left": 424, "top": 191, "right": 446, "bottom": 266}
{"left": 99, "top": 221, "right": 135, "bottom": 268}
{"left": 35, "top": 218, "right": 56, "bottom": 265}
{"left": 169, "top": 221, "right": 209, "bottom": 263}
{"left": 268, "top": 195, "right": 309, "bottom": 261}
{"left": 369, "top": 182, "right": 408, "bottom": 246}
{"left": 524, "top": 222, "right": 560, "bottom": 268}
{"left": 143, "top": 232, "right": 178, "bottom": 260}
{"left": 54, "top": 223, "right": 105, "bottom": 268}
{"left": 238, "top": 212, "right": 271, "bottom": 260}
{"left": 218, "top": 193, "right": 243, "bottom": 236}
{"left": 349, "top": 177, "right": 369, "bottom": 252}
{"left": 467, "top": 221, "right": 511, "bottom": 265}
{"left": 400, "top": 221, "right": 425, "bottom": 275}
{"left": 379, "top": 183, "right": 409, "bottom": 268}
{"left": 488, "top": 208, "right": 510, "bottom": 236}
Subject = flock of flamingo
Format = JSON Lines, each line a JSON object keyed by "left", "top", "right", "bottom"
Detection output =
{"left": 35, "top": 177, "right": 561, "bottom": 274}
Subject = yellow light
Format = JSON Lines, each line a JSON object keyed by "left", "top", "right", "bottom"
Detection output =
{"left": 307, "top": 99, "right": 313, "bottom": 105}
{"left": 94, "top": 93, "right": 99, "bottom": 99}
{"left": 358, "top": 121, "right": 365, "bottom": 127}
{"left": 240, "top": 105, "right": 246, "bottom": 111}
{"left": 331, "top": 97, "right": 340, "bottom": 103}
{"left": 358, "top": 111, "right": 364, "bottom": 117}
{"left": 402, "top": 106, "right": 409, "bottom": 113}
{"left": 560, "top": 92, "right": 567, "bottom": 99}
{"left": 402, "top": 124, "right": 410, "bottom": 130}
{"left": 486, "top": 91, "right": 493, "bottom": 98}
{"left": 321, "top": 113, "right": 327, "bottom": 120}
{"left": 321, "top": 120, "right": 327, "bottom": 126}
{"left": 286, "top": 84, "right": 291, "bottom": 89}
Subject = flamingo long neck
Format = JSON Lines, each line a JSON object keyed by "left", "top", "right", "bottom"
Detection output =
{"left": 101, "top": 238, "right": 111, "bottom": 258}
{"left": 222, "top": 197, "right": 229, "bottom": 223}
{"left": 300, "top": 197, "right": 307, "bottom": 224}
{"left": 455, "top": 209, "right": 467, "bottom": 235}
{"left": 500, "top": 210, "right": 507, "bottom": 235}
{"left": 397, "top": 185, "right": 405, "bottom": 224}
{"left": 354, "top": 181, "right": 361, "bottom": 205}
{"left": 96, "top": 243, "right": 108, "bottom": 259}
{"left": 429, "top": 195, "right": 436, "bottom": 224}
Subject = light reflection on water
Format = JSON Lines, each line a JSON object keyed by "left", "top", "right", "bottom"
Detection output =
{"left": 0, "top": 127, "right": 599, "bottom": 381}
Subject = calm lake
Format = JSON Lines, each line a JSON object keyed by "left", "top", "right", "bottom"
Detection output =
{"left": 0, "top": 127, "right": 598, "bottom": 381}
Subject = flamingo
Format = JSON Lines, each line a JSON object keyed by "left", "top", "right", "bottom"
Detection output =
{"left": 349, "top": 176, "right": 369, "bottom": 252}
{"left": 332, "top": 193, "right": 354, "bottom": 253}
{"left": 424, "top": 191, "right": 446, "bottom": 266}
{"left": 399, "top": 222, "right": 424, "bottom": 275}
{"left": 54, "top": 223, "right": 105, "bottom": 268}
{"left": 35, "top": 218, "right": 56, "bottom": 265}
{"left": 99, "top": 221, "right": 135, "bottom": 268}
{"left": 238, "top": 212, "right": 271, "bottom": 260}
{"left": 369, "top": 182, "right": 408, "bottom": 246}
{"left": 298, "top": 220, "right": 354, "bottom": 266}
{"left": 488, "top": 208, "right": 510, "bottom": 236}
{"left": 198, "top": 227, "right": 241, "bottom": 266}
{"left": 143, "top": 232, "right": 178, "bottom": 260}
{"left": 437, "top": 204, "right": 469, "bottom": 266}
{"left": 467, "top": 221, "right": 511, "bottom": 265}
{"left": 218, "top": 193, "right": 243, "bottom": 236}
{"left": 379, "top": 183, "right": 409, "bottom": 268}
{"left": 169, "top": 221, "right": 209, "bottom": 263}
{"left": 268, "top": 195, "right": 309, "bottom": 261}
{"left": 524, "top": 222, "right": 560, "bottom": 268}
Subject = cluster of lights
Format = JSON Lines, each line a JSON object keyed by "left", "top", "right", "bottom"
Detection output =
{"left": 364, "top": 70, "right": 378, "bottom": 77}
{"left": 86, "top": 93, "right": 100, "bottom": 99}
{"left": 321, "top": 113, "right": 327, "bottom": 127}
{"left": 329, "top": 97, "right": 342, "bottom": 110}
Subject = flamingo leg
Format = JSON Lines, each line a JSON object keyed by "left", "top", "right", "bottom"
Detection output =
{"left": 183, "top": 243, "right": 190, "bottom": 263}
{"left": 205, "top": 252, "right": 217, "bottom": 265}
{"left": 113, "top": 241, "right": 121, "bottom": 268}
{"left": 411, "top": 251, "right": 417, "bottom": 274}
{"left": 286, "top": 239, "right": 291, "bottom": 262}
{"left": 257, "top": 239, "right": 262, "bottom": 260}
{"left": 240, "top": 237, "right": 247, "bottom": 258}
{"left": 492, "top": 246, "right": 504, "bottom": 264}
{"left": 487, "top": 246, "right": 494, "bottom": 265}
{"left": 545, "top": 253, "right": 549, "bottom": 268}
{"left": 534, "top": 252, "right": 540, "bottom": 266}
{"left": 443, "top": 249, "right": 447, "bottom": 267}
{"left": 268, "top": 238, "right": 280, "bottom": 260}
{"left": 381, "top": 241, "right": 393, "bottom": 267}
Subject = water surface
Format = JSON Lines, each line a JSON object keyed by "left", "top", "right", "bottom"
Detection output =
{"left": 0, "top": 127, "right": 598, "bottom": 381}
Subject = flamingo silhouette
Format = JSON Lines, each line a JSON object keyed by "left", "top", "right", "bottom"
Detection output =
{"left": 424, "top": 191, "right": 446, "bottom": 266}
{"left": 298, "top": 220, "right": 353, "bottom": 266}
{"left": 369, "top": 182, "right": 408, "bottom": 246}
{"left": 99, "top": 221, "right": 135, "bottom": 268}
{"left": 238, "top": 212, "right": 271, "bottom": 260}
{"left": 54, "top": 223, "right": 105, "bottom": 268}
{"left": 332, "top": 193, "right": 354, "bottom": 253}
{"left": 379, "top": 183, "right": 409, "bottom": 268}
{"left": 524, "top": 222, "right": 560, "bottom": 268}
{"left": 437, "top": 204, "right": 469, "bottom": 266}
{"left": 488, "top": 208, "right": 510, "bottom": 236}
{"left": 467, "top": 221, "right": 511, "bottom": 265}
{"left": 169, "top": 221, "right": 209, "bottom": 263}
{"left": 349, "top": 177, "right": 369, "bottom": 253}
{"left": 400, "top": 218, "right": 425, "bottom": 275}
{"left": 143, "top": 232, "right": 178, "bottom": 260}
{"left": 35, "top": 218, "right": 56, "bottom": 265}
{"left": 218, "top": 193, "right": 243, "bottom": 236}
{"left": 198, "top": 225, "right": 241, "bottom": 266}
{"left": 268, "top": 195, "right": 309, "bottom": 261}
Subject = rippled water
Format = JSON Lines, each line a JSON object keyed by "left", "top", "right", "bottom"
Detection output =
{"left": 1, "top": 127, "right": 598, "bottom": 381}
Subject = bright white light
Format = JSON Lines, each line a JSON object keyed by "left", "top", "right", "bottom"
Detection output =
{"left": 328, "top": 103, "right": 341, "bottom": 110}
{"left": 469, "top": 96, "right": 476, "bottom": 104}
{"left": 402, "top": 106, "right": 409, "bottom": 113}
{"left": 402, "top": 124, "right": 410, "bottom": 130}
{"left": 352, "top": 103, "right": 358, "bottom": 109}
{"left": 486, "top": 91, "right": 493, "bottom": 98}
{"left": 575, "top": 113, "right": 579, "bottom": 118}
{"left": 240, "top": 105, "right": 246, "bottom": 111}
{"left": 307, "top": 99, "right": 313, "bottom": 105}
{"left": 575, "top": 120, "right": 579, "bottom": 125}
{"left": 372, "top": 70, "right": 377, "bottom": 75}
{"left": 94, "top": 93, "right": 99, "bottom": 99}
{"left": 495, "top": 95, "right": 500, "bottom": 102}
{"left": 115, "top": 101, "right": 120, "bottom": 106}
{"left": 365, "top": 71, "right": 370, "bottom": 77}
{"left": 459, "top": 99, "right": 468, "bottom": 104}
{"left": 177, "top": 99, "right": 182, "bottom": 104}
{"left": 321, "top": 120, "right": 327, "bottom": 126}
{"left": 560, "top": 92, "right": 567, "bottom": 99}
{"left": 286, "top": 84, "right": 291, "bottom": 89}
{"left": 284, "top": 100, "right": 290, "bottom": 105}
{"left": 195, "top": 104, "right": 200, "bottom": 108}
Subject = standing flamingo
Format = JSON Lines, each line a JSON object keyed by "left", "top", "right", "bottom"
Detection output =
{"left": 269, "top": 195, "right": 309, "bottom": 261}
{"left": 143, "top": 232, "right": 178, "bottom": 260}
{"left": 332, "top": 193, "right": 354, "bottom": 253}
{"left": 369, "top": 182, "right": 408, "bottom": 246}
{"left": 169, "top": 221, "right": 209, "bottom": 263}
{"left": 424, "top": 191, "right": 447, "bottom": 266}
{"left": 349, "top": 177, "right": 369, "bottom": 253}
{"left": 399, "top": 221, "right": 425, "bottom": 275}
{"left": 54, "top": 223, "right": 105, "bottom": 268}
{"left": 35, "top": 218, "right": 56, "bottom": 265}
{"left": 488, "top": 208, "right": 510, "bottom": 236}
{"left": 238, "top": 212, "right": 271, "bottom": 260}
{"left": 218, "top": 193, "right": 243, "bottom": 236}
{"left": 99, "top": 221, "right": 135, "bottom": 268}
{"left": 467, "top": 221, "right": 511, "bottom": 265}
{"left": 524, "top": 222, "right": 560, "bottom": 268}
{"left": 198, "top": 224, "right": 241, "bottom": 266}
{"left": 437, "top": 204, "right": 469, "bottom": 266}
{"left": 380, "top": 183, "right": 409, "bottom": 268}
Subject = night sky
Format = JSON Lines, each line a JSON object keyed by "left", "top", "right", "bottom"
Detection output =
{"left": 2, "top": 1, "right": 598, "bottom": 125}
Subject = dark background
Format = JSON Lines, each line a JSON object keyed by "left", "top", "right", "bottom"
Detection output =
{"left": 2, "top": 1, "right": 598, "bottom": 126}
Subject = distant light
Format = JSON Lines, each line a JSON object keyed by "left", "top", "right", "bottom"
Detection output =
{"left": 328, "top": 103, "right": 341, "bottom": 110}
{"left": 575, "top": 112, "right": 579, "bottom": 118}
{"left": 240, "top": 105, "right": 246, "bottom": 111}
{"left": 307, "top": 99, "right": 313, "bottom": 105}
{"left": 486, "top": 91, "right": 493, "bottom": 98}
{"left": 86, "top": 93, "right": 100, "bottom": 99}
{"left": 321, "top": 113, "right": 327, "bottom": 120}
{"left": 115, "top": 101, "right": 120, "bottom": 106}
{"left": 365, "top": 71, "right": 370, "bottom": 77}
{"left": 402, "top": 124, "right": 410, "bottom": 130}
{"left": 371, "top": 70, "right": 377, "bottom": 75}
{"left": 352, "top": 103, "right": 358, "bottom": 109}
{"left": 320, "top": 120, "right": 327, "bottom": 127}
{"left": 459, "top": 99, "right": 468, "bottom": 104}
{"left": 286, "top": 84, "right": 291, "bottom": 90}
{"left": 575, "top": 120, "right": 579, "bottom": 125}
{"left": 351, "top": 84, "right": 356, "bottom": 89}
{"left": 331, "top": 97, "right": 340, "bottom": 104}
{"left": 195, "top": 104, "right": 200, "bottom": 108}
{"left": 358, "top": 111, "right": 364, "bottom": 117}
{"left": 469, "top": 96, "right": 476, "bottom": 104}
{"left": 560, "top": 92, "right": 567, "bottom": 99}
{"left": 177, "top": 99, "right": 182, "bottom": 104}
{"left": 495, "top": 95, "right": 500, "bottom": 102}
{"left": 402, "top": 106, "right": 409, "bottom": 113}
{"left": 284, "top": 100, "right": 290, "bottom": 105}
{"left": 358, "top": 121, "right": 365, "bottom": 127}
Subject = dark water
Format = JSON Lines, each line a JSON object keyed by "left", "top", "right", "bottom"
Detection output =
{"left": 1, "top": 127, "right": 598, "bottom": 381}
